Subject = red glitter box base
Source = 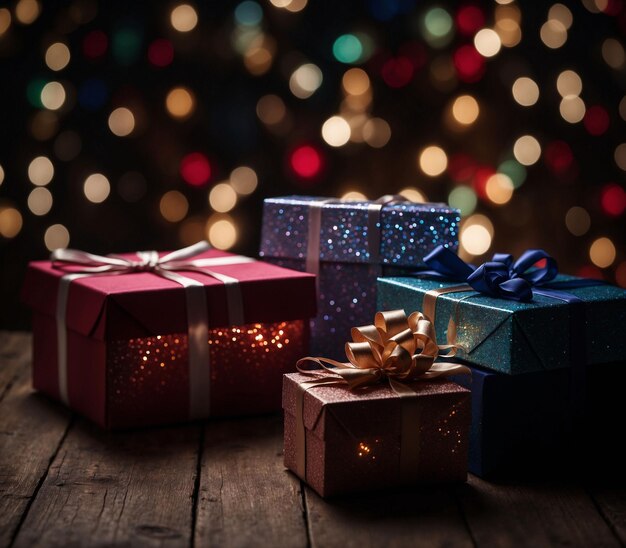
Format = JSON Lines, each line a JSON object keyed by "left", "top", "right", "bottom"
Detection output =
{"left": 23, "top": 249, "right": 317, "bottom": 429}
{"left": 283, "top": 373, "right": 471, "bottom": 498}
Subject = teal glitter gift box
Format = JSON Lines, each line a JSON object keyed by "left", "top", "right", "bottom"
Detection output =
{"left": 259, "top": 196, "right": 460, "bottom": 360}
{"left": 376, "top": 275, "right": 626, "bottom": 375}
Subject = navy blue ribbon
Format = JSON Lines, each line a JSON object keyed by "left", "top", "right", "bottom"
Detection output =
{"left": 418, "top": 245, "right": 604, "bottom": 426}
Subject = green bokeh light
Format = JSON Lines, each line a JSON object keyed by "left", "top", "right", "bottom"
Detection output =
{"left": 498, "top": 159, "right": 527, "bottom": 188}
{"left": 333, "top": 34, "right": 363, "bottom": 64}
{"left": 421, "top": 7, "right": 454, "bottom": 48}
{"left": 112, "top": 28, "right": 142, "bottom": 66}
{"left": 448, "top": 185, "right": 477, "bottom": 216}
{"left": 27, "top": 78, "right": 47, "bottom": 108}
{"left": 235, "top": 1, "right": 263, "bottom": 27}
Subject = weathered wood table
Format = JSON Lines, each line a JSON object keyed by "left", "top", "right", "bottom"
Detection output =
{"left": 1, "top": 332, "right": 625, "bottom": 547}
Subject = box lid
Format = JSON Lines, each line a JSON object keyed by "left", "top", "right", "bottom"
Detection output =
{"left": 283, "top": 372, "right": 469, "bottom": 440}
{"left": 259, "top": 196, "right": 460, "bottom": 267}
{"left": 22, "top": 248, "right": 317, "bottom": 341}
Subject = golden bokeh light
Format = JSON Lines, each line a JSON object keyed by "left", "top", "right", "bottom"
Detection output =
{"left": 495, "top": 18, "right": 521, "bottom": 48}
{"left": 342, "top": 68, "right": 370, "bottom": 96}
{"left": 589, "top": 237, "right": 616, "bottom": 268}
{"left": 160, "top": 190, "right": 189, "bottom": 222}
{"left": 244, "top": 35, "right": 276, "bottom": 76}
{"left": 289, "top": 63, "right": 323, "bottom": 99}
{"left": 513, "top": 135, "right": 541, "bottom": 166}
{"left": 44, "top": 223, "right": 70, "bottom": 251}
{"left": 41, "top": 81, "right": 66, "bottom": 110}
{"left": 540, "top": 19, "right": 567, "bottom": 49}
{"left": 45, "top": 42, "right": 71, "bottom": 71}
{"left": 166, "top": 87, "right": 196, "bottom": 120}
{"left": 0, "top": 8, "right": 11, "bottom": 36}
{"left": 30, "top": 111, "right": 58, "bottom": 141}
{"left": 230, "top": 166, "right": 258, "bottom": 195}
{"left": 399, "top": 187, "right": 427, "bottom": 203}
{"left": 28, "top": 156, "right": 54, "bottom": 186}
{"left": 170, "top": 4, "right": 198, "bottom": 32}
{"left": 321, "top": 116, "right": 351, "bottom": 147}
{"left": 178, "top": 216, "right": 206, "bottom": 247}
{"left": 474, "top": 28, "right": 501, "bottom": 57}
{"left": 108, "top": 107, "right": 135, "bottom": 137}
{"left": 565, "top": 206, "right": 591, "bottom": 236}
{"left": 556, "top": 70, "right": 582, "bottom": 97}
{"left": 256, "top": 94, "right": 286, "bottom": 126}
{"left": 362, "top": 118, "right": 391, "bottom": 148}
{"left": 341, "top": 191, "right": 367, "bottom": 201}
{"left": 269, "top": 0, "right": 308, "bottom": 11}
{"left": 209, "top": 182, "right": 238, "bottom": 212}
{"left": 559, "top": 95, "right": 586, "bottom": 123}
{"left": 460, "top": 214, "right": 494, "bottom": 256}
{"left": 0, "top": 163, "right": 4, "bottom": 186}
{"left": 619, "top": 96, "right": 626, "bottom": 122}
{"left": 418, "top": 146, "right": 448, "bottom": 177}
{"left": 511, "top": 77, "right": 539, "bottom": 107}
{"left": 614, "top": 143, "right": 626, "bottom": 171}
{"left": 83, "top": 173, "right": 110, "bottom": 203}
{"left": 451, "top": 95, "right": 480, "bottom": 125}
{"left": 15, "top": 0, "right": 40, "bottom": 25}
{"left": 27, "top": 187, "right": 53, "bottom": 216}
{"left": 485, "top": 173, "right": 514, "bottom": 204}
{"left": 602, "top": 38, "right": 626, "bottom": 69}
{"left": 0, "top": 206, "right": 23, "bottom": 238}
{"left": 206, "top": 216, "right": 237, "bottom": 250}
{"left": 549, "top": 4, "right": 573, "bottom": 29}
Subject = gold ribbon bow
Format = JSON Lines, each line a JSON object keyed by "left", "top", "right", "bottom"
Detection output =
{"left": 293, "top": 309, "right": 470, "bottom": 480}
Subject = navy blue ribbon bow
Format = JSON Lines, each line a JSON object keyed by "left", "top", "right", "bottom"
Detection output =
{"left": 421, "top": 246, "right": 597, "bottom": 302}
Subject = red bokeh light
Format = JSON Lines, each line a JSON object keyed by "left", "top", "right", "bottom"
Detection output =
{"left": 456, "top": 5, "right": 485, "bottom": 36}
{"left": 290, "top": 145, "right": 323, "bottom": 179}
{"left": 601, "top": 0, "right": 623, "bottom": 16}
{"left": 398, "top": 42, "right": 428, "bottom": 70}
{"left": 381, "top": 57, "right": 414, "bottom": 88}
{"left": 448, "top": 153, "right": 478, "bottom": 183}
{"left": 583, "top": 105, "right": 610, "bottom": 136}
{"left": 601, "top": 183, "right": 626, "bottom": 216}
{"left": 148, "top": 39, "right": 174, "bottom": 67}
{"left": 577, "top": 265, "right": 604, "bottom": 280}
{"left": 180, "top": 153, "right": 212, "bottom": 186}
{"left": 453, "top": 45, "right": 485, "bottom": 83}
{"left": 472, "top": 166, "right": 495, "bottom": 199}
{"left": 83, "top": 30, "right": 108, "bottom": 59}
{"left": 544, "top": 141, "right": 574, "bottom": 174}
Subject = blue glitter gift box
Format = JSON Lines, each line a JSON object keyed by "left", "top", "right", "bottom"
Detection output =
{"left": 259, "top": 196, "right": 460, "bottom": 359}
{"left": 377, "top": 275, "right": 626, "bottom": 375}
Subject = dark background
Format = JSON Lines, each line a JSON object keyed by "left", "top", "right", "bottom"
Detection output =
{"left": 1, "top": 0, "right": 625, "bottom": 329}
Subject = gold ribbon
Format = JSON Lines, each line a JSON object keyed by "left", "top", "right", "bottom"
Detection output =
{"left": 293, "top": 309, "right": 470, "bottom": 482}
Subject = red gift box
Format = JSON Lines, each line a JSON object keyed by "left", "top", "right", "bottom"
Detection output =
{"left": 283, "top": 373, "right": 471, "bottom": 498}
{"left": 22, "top": 246, "right": 316, "bottom": 429}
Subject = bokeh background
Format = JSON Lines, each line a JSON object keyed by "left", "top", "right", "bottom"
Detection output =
{"left": 1, "top": 0, "right": 625, "bottom": 328}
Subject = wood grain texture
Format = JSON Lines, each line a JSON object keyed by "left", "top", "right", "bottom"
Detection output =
{"left": 305, "top": 484, "right": 473, "bottom": 548}
{"left": 0, "top": 332, "right": 32, "bottom": 402}
{"left": 12, "top": 421, "right": 201, "bottom": 548}
{"left": 0, "top": 332, "right": 71, "bottom": 547}
{"left": 590, "top": 487, "right": 626, "bottom": 545}
{"left": 194, "top": 415, "right": 308, "bottom": 548}
{"left": 460, "top": 476, "right": 622, "bottom": 548}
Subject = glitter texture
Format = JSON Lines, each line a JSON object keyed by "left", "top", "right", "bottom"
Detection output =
{"left": 377, "top": 275, "right": 626, "bottom": 374}
{"left": 260, "top": 196, "right": 460, "bottom": 359}
{"left": 107, "top": 321, "right": 306, "bottom": 428}
{"left": 283, "top": 373, "right": 471, "bottom": 497}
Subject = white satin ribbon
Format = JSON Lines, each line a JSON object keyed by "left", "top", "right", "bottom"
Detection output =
{"left": 51, "top": 241, "right": 254, "bottom": 418}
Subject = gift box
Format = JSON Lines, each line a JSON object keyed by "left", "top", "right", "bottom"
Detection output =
{"left": 21, "top": 244, "right": 316, "bottom": 429}
{"left": 377, "top": 274, "right": 626, "bottom": 375}
{"left": 259, "top": 196, "right": 460, "bottom": 359}
{"left": 283, "top": 373, "right": 471, "bottom": 497}
{"left": 282, "top": 309, "right": 471, "bottom": 498}
{"left": 451, "top": 361, "right": 626, "bottom": 478}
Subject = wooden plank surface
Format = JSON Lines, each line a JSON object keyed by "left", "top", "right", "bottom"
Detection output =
{"left": 459, "top": 476, "right": 622, "bottom": 548}
{"left": 589, "top": 487, "right": 626, "bottom": 546}
{"left": 12, "top": 420, "right": 201, "bottom": 548}
{"left": 305, "top": 485, "right": 473, "bottom": 548}
{"left": 0, "top": 332, "right": 71, "bottom": 547}
{"left": 194, "top": 415, "right": 308, "bottom": 548}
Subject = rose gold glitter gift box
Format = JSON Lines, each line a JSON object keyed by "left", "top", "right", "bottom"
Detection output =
{"left": 283, "top": 373, "right": 471, "bottom": 498}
